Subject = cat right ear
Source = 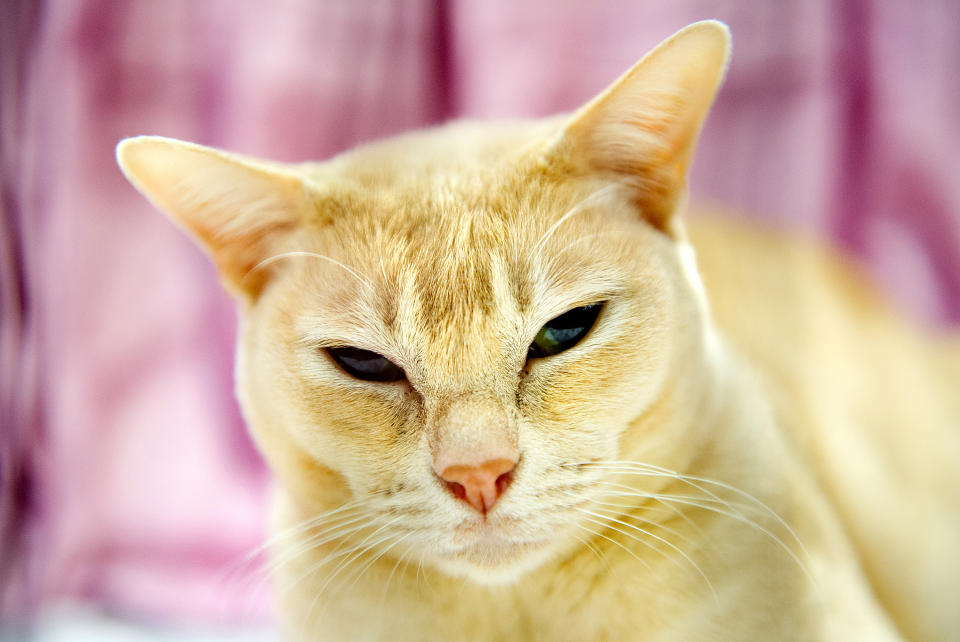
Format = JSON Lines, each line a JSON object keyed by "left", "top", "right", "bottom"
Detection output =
{"left": 551, "top": 20, "right": 731, "bottom": 237}
{"left": 116, "top": 136, "right": 312, "bottom": 299}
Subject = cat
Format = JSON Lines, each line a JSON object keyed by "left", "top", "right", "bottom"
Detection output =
{"left": 116, "top": 20, "right": 960, "bottom": 641}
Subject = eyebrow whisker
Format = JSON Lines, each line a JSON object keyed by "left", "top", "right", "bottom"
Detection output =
{"left": 246, "top": 251, "right": 376, "bottom": 291}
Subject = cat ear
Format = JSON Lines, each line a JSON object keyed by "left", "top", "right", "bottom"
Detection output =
{"left": 116, "top": 136, "right": 312, "bottom": 299}
{"left": 553, "top": 20, "right": 731, "bottom": 236}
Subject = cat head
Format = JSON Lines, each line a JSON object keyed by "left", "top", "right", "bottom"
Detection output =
{"left": 117, "top": 21, "right": 730, "bottom": 584}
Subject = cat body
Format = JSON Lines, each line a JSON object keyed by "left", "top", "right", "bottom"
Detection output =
{"left": 117, "top": 22, "right": 960, "bottom": 641}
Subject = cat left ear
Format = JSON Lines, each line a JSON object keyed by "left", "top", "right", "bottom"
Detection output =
{"left": 117, "top": 136, "right": 312, "bottom": 299}
{"left": 552, "top": 20, "right": 731, "bottom": 237}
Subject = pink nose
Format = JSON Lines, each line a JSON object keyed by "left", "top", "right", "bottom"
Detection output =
{"left": 438, "top": 458, "right": 517, "bottom": 514}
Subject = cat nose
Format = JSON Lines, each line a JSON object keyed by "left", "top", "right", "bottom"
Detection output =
{"left": 437, "top": 458, "right": 517, "bottom": 514}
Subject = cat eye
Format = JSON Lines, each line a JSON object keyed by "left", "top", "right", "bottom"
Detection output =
{"left": 326, "top": 347, "right": 405, "bottom": 382}
{"left": 527, "top": 303, "right": 603, "bottom": 360}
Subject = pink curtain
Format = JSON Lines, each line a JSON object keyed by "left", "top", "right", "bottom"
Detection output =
{"left": 3, "top": 0, "right": 958, "bottom": 626}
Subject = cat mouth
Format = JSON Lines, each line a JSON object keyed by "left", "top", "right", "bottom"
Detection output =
{"left": 429, "top": 522, "right": 559, "bottom": 583}
{"left": 442, "top": 531, "right": 548, "bottom": 565}
{"left": 443, "top": 517, "right": 553, "bottom": 561}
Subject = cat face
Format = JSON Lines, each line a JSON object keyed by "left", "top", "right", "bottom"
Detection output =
{"left": 240, "top": 143, "right": 693, "bottom": 581}
{"left": 117, "top": 21, "right": 730, "bottom": 584}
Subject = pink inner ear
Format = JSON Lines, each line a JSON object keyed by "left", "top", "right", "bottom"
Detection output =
{"left": 554, "top": 23, "right": 729, "bottom": 236}
{"left": 210, "top": 218, "right": 302, "bottom": 299}
{"left": 117, "top": 136, "right": 311, "bottom": 299}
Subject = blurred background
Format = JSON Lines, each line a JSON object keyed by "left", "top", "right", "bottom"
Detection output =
{"left": 2, "top": 0, "right": 958, "bottom": 637}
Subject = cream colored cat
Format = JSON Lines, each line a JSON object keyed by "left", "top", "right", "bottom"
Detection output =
{"left": 116, "top": 21, "right": 960, "bottom": 641}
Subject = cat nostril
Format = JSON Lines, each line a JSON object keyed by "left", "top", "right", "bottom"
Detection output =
{"left": 495, "top": 470, "right": 514, "bottom": 496}
{"left": 446, "top": 480, "right": 467, "bottom": 501}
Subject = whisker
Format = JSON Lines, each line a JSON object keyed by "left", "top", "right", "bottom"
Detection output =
{"left": 223, "top": 500, "right": 365, "bottom": 577}
{"left": 585, "top": 462, "right": 802, "bottom": 547}
{"left": 568, "top": 531, "right": 608, "bottom": 569}
{"left": 531, "top": 182, "right": 625, "bottom": 260}
{"left": 593, "top": 480, "right": 753, "bottom": 514}
{"left": 563, "top": 491, "right": 700, "bottom": 551}
{"left": 263, "top": 511, "right": 380, "bottom": 581}
{"left": 272, "top": 513, "right": 394, "bottom": 605}
{"left": 309, "top": 515, "right": 406, "bottom": 600}
{"left": 217, "top": 500, "right": 377, "bottom": 607}
{"left": 588, "top": 460, "right": 806, "bottom": 548}
{"left": 306, "top": 531, "right": 405, "bottom": 630}
{"left": 569, "top": 521, "right": 655, "bottom": 575}
{"left": 344, "top": 531, "right": 413, "bottom": 594}
{"left": 380, "top": 537, "right": 416, "bottom": 606}
{"left": 574, "top": 507, "right": 718, "bottom": 602}
{"left": 373, "top": 538, "right": 418, "bottom": 639}
{"left": 550, "top": 230, "right": 629, "bottom": 264}
{"left": 579, "top": 464, "right": 818, "bottom": 589}
{"left": 264, "top": 505, "right": 373, "bottom": 556}
{"left": 299, "top": 517, "right": 405, "bottom": 629}
{"left": 603, "top": 489, "right": 709, "bottom": 539}
{"left": 264, "top": 522, "right": 379, "bottom": 615}
{"left": 246, "top": 251, "right": 376, "bottom": 291}
{"left": 415, "top": 550, "right": 427, "bottom": 594}
{"left": 591, "top": 483, "right": 743, "bottom": 543}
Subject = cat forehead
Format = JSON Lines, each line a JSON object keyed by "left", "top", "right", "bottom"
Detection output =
{"left": 301, "top": 120, "right": 574, "bottom": 214}
{"left": 282, "top": 122, "right": 640, "bottom": 346}
{"left": 288, "top": 176, "right": 631, "bottom": 350}
{"left": 302, "top": 124, "right": 623, "bottom": 251}
{"left": 299, "top": 169, "right": 628, "bottom": 307}
{"left": 296, "top": 195, "right": 606, "bottom": 318}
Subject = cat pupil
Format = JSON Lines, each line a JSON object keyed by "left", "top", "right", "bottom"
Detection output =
{"left": 327, "top": 347, "right": 405, "bottom": 382}
{"left": 528, "top": 303, "right": 603, "bottom": 360}
{"left": 544, "top": 327, "right": 581, "bottom": 344}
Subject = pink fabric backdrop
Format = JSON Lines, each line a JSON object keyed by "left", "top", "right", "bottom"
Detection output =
{"left": 2, "top": 0, "right": 958, "bottom": 626}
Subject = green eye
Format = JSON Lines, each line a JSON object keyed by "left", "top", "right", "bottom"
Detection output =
{"left": 327, "top": 347, "right": 405, "bottom": 382}
{"left": 527, "top": 303, "right": 603, "bottom": 359}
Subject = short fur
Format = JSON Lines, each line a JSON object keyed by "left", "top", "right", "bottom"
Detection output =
{"left": 117, "top": 21, "right": 959, "bottom": 641}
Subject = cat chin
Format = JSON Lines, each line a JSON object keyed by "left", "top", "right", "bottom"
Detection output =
{"left": 430, "top": 537, "right": 560, "bottom": 586}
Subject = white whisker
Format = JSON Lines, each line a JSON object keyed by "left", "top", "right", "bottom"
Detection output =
{"left": 575, "top": 507, "right": 718, "bottom": 602}
{"left": 263, "top": 507, "right": 383, "bottom": 577}
{"left": 563, "top": 491, "right": 700, "bottom": 550}
{"left": 589, "top": 460, "right": 806, "bottom": 548}
{"left": 569, "top": 530, "right": 608, "bottom": 569}
{"left": 345, "top": 531, "right": 413, "bottom": 594}
{"left": 374, "top": 538, "right": 418, "bottom": 639}
{"left": 551, "top": 230, "right": 627, "bottom": 262}
{"left": 302, "top": 514, "right": 407, "bottom": 627}
{"left": 272, "top": 511, "right": 393, "bottom": 606}
{"left": 531, "top": 182, "right": 625, "bottom": 260}
{"left": 217, "top": 499, "right": 377, "bottom": 607}
{"left": 577, "top": 462, "right": 819, "bottom": 590}
{"left": 570, "top": 521, "right": 655, "bottom": 575}
{"left": 246, "top": 251, "right": 375, "bottom": 291}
